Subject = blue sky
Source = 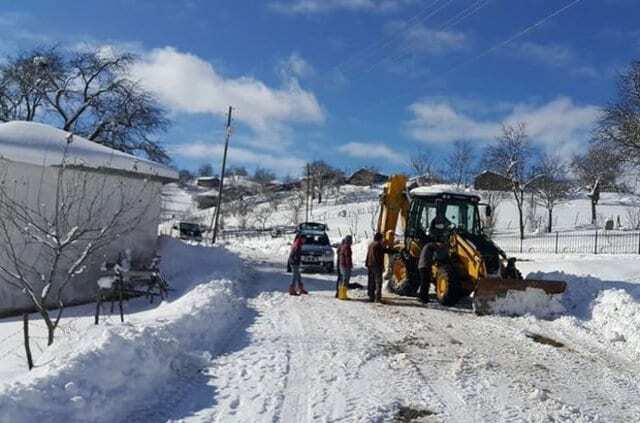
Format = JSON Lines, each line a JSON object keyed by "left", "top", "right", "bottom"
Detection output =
{"left": 1, "top": 0, "right": 638, "bottom": 176}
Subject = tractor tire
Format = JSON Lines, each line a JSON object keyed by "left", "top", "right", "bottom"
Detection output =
{"left": 435, "top": 265, "right": 463, "bottom": 306}
{"left": 387, "top": 253, "right": 420, "bottom": 296}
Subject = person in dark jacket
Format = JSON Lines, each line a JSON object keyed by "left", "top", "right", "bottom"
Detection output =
{"left": 288, "top": 235, "right": 307, "bottom": 295}
{"left": 366, "top": 232, "right": 388, "bottom": 302}
{"left": 338, "top": 235, "right": 353, "bottom": 295}
{"left": 417, "top": 242, "right": 445, "bottom": 303}
{"left": 335, "top": 237, "right": 345, "bottom": 298}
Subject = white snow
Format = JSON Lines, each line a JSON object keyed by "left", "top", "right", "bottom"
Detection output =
{"left": 3, "top": 183, "right": 640, "bottom": 422}
{"left": 0, "top": 121, "right": 177, "bottom": 180}
{"left": 486, "top": 287, "right": 566, "bottom": 318}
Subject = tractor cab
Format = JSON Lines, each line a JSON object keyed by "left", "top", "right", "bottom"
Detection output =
{"left": 406, "top": 190, "right": 485, "bottom": 246}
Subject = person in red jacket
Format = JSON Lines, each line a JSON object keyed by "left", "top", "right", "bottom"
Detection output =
{"left": 288, "top": 235, "right": 308, "bottom": 295}
{"left": 338, "top": 235, "right": 353, "bottom": 295}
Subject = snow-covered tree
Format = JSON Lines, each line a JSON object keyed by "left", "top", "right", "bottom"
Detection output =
{"left": 483, "top": 123, "right": 538, "bottom": 240}
{"left": 445, "top": 140, "right": 475, "bottom": 187}
{"left": 532, "top": 154, "right": 571, "bottom": 232}
{"left": 0, "top": 47, "right": 170, "bottom": 163}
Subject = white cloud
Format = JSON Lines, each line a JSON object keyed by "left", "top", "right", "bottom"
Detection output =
{"left": 270, "top": 0, "right": 416, "bottom": 14}
{"left": 171, "top": 141, "right": 306, "bottom": 174}
{"left": 338, "top": 142, "right": 406, "bottom": 164}
{"left": 130, "top": 47, "right": 325, "bottom": 133}
{"left": 406, "top": 96, "right": 601, "bottom": 156}
{"left": 517, "top": 41, "right": 574, "bottom": 67}
{"left": 513, "top": 41, "right": 598, "bottom": 78}
{"left": 386, "top": 21, "right": 467, "bottom": 55}
{"left": 278, "top": 52, "right": 315, "bottom": 80}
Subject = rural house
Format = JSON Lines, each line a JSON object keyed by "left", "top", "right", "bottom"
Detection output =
{"left": 0, "top": 121, "right": 177, "bottom": 315}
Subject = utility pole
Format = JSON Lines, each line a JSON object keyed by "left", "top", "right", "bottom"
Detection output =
{"left": 305, "top": 164, "right": 311, "bottom": 222}
{"left": 211, "top": 106, "right": 233, "bottom": 244}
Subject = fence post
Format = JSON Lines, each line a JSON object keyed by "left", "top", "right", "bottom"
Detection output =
{"left": 594, "top": 229, "right": 598, "bottom": 255}
{"left": 555, "top": 232, "right": 559, "bottom": 254}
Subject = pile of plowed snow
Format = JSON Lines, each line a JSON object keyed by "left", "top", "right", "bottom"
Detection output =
{"left": 0, "top": 237, "right": 248, "bottom": 423}
{"left": 526, "top": 270, "right": 640, "bottom": 358}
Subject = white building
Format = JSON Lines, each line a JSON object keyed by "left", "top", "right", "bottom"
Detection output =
{"left": 0, "top": 121, "right": 177, "bottom": 315}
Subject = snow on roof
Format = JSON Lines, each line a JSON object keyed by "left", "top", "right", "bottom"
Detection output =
{"left": 410, "top": 184, "right": 481, "bottom": 198}
{"left": 0, "top": 121, "right": 177, "bottom": 181}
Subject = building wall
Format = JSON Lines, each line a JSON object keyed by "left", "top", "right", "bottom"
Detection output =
{"left": 0, "top": 158, "right": 162, "bottom": 314}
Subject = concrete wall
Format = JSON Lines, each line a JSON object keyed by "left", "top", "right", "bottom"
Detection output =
{"left": 0, "top": 158, "right": 163, "bottom": 314}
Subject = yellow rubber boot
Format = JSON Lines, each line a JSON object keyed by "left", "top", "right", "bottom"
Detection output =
{"left": 338, "top": 283, "right": 348, "bottom": 300}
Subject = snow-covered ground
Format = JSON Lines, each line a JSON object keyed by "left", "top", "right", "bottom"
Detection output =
{"left": 3, "top": 183, "right": 640, "bottom": 422}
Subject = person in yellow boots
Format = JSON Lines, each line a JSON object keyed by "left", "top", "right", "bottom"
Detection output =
{"left": 337, "top": 235, "right": 353, "bottom": 299}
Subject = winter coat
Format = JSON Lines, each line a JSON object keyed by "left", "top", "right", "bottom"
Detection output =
{"left": 339, "top": 243, "right": 353, "bottom": 269}
{"left": 365, "top": 240, "right": 385, "bottom": 271}
{"left": 288, "top": 238, "right": 303, "bottom": 266}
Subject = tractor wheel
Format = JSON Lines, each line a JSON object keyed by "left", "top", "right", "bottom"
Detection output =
{"left": 435, "top": 265, "right": 462, "bottom": 306}
{"left": 387, "top": 253, "right": 419, "bottom": 296}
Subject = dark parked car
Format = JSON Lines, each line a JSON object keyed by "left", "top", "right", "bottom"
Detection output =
{"left": 289, "top": 222, "right": 334, "bottom": 273}
{"left": 171, "top": 222, "right": 203, "bottom": 241}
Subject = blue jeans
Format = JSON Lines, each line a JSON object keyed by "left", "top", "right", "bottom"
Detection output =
{"left": 291, "top": 265, "right": 302, "bottom": 288}
{"left": 340, "top": 267, "right": 351, "bottom": 288}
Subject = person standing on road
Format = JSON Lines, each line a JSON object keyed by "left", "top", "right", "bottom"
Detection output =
{"left": 366, "top": 232, "right": 387, "bottom": 303}
{"left": 338, "top": 235, "right": 353, "bottom": 296}
{"left": 335, "top": 237, "right": 345, "bottom": 298}
{"left": 288, "top": 235, "right": 308, "bottom": 295}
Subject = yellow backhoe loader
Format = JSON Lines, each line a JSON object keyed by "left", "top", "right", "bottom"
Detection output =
{"left": 377, "top": 175, "right": 566, "bottom": 315}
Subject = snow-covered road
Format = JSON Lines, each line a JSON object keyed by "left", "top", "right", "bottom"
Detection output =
{"left": 167, "top": 242, "right": 640, "bottom": 422}
{"left": 2, "top": 238, "right": 640, "bottom": 422}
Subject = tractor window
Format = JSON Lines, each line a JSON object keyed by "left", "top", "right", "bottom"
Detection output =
{"left": 420, "top": 204, "right": 437, "bottom": 233}
{"left": 445, "top": 204, "right": 460, "bottom": 227}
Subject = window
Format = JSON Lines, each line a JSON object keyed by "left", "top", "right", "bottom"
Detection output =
{"left": 420, "top": 204, "right": 437, "bottom": 233}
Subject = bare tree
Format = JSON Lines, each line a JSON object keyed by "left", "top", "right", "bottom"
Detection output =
{"left": 446, "top": 140, "right": 475, "bottom": 187}
{"left": 289, "top": 191, "right": 306, "bottom": 225}
{"left": 229, "top": 196, "right": 254, "bottom": 230}
{"left": 483, "top": 123, "right": 538, "bottom": 240}
{"left": 597, "top": 60, "right": 640, "bottom": 166}
{"left": 306, "top": 161, "right": 342, "bottom": 204}
{"left": 0, "top": 47, "right": 170, "bottom": 162}
{"left": 571, "top": 142, "right": 622, "bottom": 225}
{"left": 479, "top": 191, "right": 508, "bottom": 236}
{"left": 198, "top": 164, "right": 214, "bottom": 177}
{"left": 253, "top": 204, "right": 274, "bottom": 230}
{"left": 407, "top": 151, "right": 437, "bottom": 185}
{"left": 532, "top": 154, "right": 571, "bottom": 232}
{"left": 0, "top": 142, "right": 156, "bottom": 351}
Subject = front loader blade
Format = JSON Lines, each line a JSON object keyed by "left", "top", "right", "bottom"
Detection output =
{"left": 472, "top": 278, "right": 567, "bottom": 316}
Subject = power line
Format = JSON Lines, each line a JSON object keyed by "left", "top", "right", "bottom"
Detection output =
{"left": 364, "top": 0, "right": 585, "bottom": 113}
{"left": 364, "top": 0, "right": 491, "bottom": 74}
{"left": 445, "top": 0, "right": 584, "bottom": 75}
{"left": 335, "top": 0, "right": 456, "bottom": 76}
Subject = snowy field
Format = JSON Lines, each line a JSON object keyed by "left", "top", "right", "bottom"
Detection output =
{"left": 2, "top": 234, "right": 640, "bottom": 422}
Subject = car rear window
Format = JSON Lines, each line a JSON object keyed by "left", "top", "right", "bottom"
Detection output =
{"left": 301, "top": 234, "right": 329, "bottom": 245}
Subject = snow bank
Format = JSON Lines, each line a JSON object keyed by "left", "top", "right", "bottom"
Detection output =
{"left": 0, "top": 237, "right": 248, "bottom": 422}
{"left": 487, "top": 288, "right": 566, "bottom": 318}
{"left": 528, "top": 270, "right": 640, "bottom": 358}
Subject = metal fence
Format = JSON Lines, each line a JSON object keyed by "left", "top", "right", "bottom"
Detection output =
{"left": 492, "top": 230, "right": 640, "bottom": 255}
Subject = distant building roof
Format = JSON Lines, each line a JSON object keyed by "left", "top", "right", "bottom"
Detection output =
{"left": 0, "top": 121, "right": 177, "bottom": 181}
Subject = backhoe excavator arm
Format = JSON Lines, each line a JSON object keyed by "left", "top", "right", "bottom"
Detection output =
{"left": 377, "top": 175, "right": 410, "bottom": 248}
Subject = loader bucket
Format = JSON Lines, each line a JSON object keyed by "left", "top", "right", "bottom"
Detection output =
{"left": 472, "top": 278, "right": 567, "bottom": 316}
